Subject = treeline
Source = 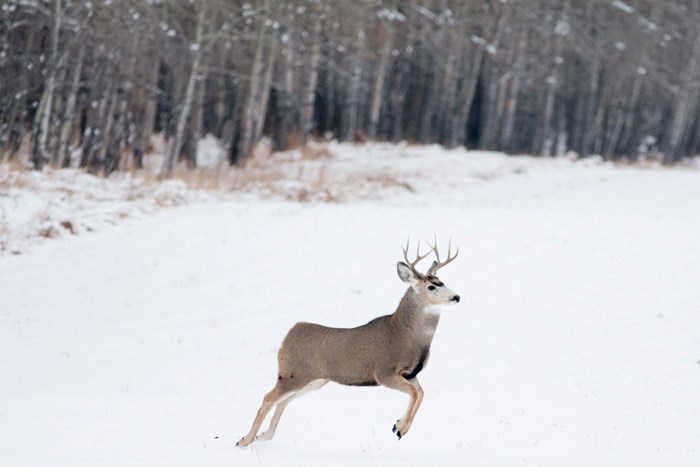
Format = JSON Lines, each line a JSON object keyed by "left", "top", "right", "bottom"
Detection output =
{"left": 1, "top": 0, "right": 698, "bottom": 174}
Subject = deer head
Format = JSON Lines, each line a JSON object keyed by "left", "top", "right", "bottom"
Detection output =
{"left": 397, "top": 238, "right": 460, "bottom": 305}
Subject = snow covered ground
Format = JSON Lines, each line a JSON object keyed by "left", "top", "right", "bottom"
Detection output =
{"left": 1, "top": 143, "right": 699, "bottom": 466}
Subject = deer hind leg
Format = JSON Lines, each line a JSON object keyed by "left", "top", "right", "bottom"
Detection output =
{"left": 256, "top": 378, "right": 329, "bottom": 442}
{"left": 237, "top": 377, "right": 306, "bottom": 447}
{"left": 237, "top": 377, "right": 328, "bottom": 447}
{"left": 375, "top": 372, "right": 424, "bottom": 440}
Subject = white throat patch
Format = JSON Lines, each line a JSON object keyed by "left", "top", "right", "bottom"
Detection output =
{"left": 424, "top": 304, "right": 443, "bottom": 317}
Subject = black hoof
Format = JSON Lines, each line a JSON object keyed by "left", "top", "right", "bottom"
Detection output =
{"left": 392, "top": 423, "right": 402, "bottom": 439}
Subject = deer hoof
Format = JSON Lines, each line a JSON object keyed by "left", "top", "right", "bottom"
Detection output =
{"left": 392, "top": 423, "right": 402, "bottom": 440}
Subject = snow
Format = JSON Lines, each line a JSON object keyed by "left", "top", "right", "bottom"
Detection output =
{"left": 612, "top": 0, "right": 634, "bottom": 14}
{"left": 377, "top": 8, "right": 406, "bottom": 22}
{"left": 195, "top": 134, "right": 227, "bottom": 168}
{"left": 1, "top": 143, "right": 700, "bottom": 466}
{"left": 0, "top": 165, "right": 211, "bottom": 254}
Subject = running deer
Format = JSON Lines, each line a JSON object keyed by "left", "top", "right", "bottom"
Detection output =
{"left": 237, "top": 240, "right": 460, "bottom": 447}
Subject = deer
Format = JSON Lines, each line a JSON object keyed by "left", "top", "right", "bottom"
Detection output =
{"left": 236, "top": 239, "right": 460, "bottom": 447}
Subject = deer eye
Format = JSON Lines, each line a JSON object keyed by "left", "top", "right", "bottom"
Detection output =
{"left": 428, "top": 285, "right": 436, "bottom": 291}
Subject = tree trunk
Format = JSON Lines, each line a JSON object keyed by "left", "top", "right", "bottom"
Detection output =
{"left": 461, "top": 2, "right": 513, "bottom": 149}
{"left": 582, "top": 58, "right": 602, "bottom": 156}
{"left": 450, "top": 43, "right": 484, "bottom": 147}
{"left": 161, "top": 3, "right": 206, "bottom": 176}
{"left": 618, "top": 73, "right": 643, "bottom": 157}
{"left": 104, "top": 89, "right": 128, "bottom": 174}
{"left": 58, "top": 42, "right": 85, "bottom": 167}
{"left": 368, "top": 21, "right": 394, "bottom": 139}
{"left": 499, "top": 27, "right": 527, "bottom": 151}
{"left": 94, "top": 79, "right": 118, "bottom": 172}
{"left": 664, "top": 34, "right": 700, "bottom": 162}
{"left": 31, "top": 0, "right": 62, "bottom": 170}
{"left": 274, "top": 8, "right": 296, "bottom": 150}
{"left": 237, "top": 0, "right": 270, "bottom": 162}
{"left": 299, "top": 12, "right": 322, "bottom": 141}
{"left": 253, "top": 28, "right": 279, "bottom": 143}
{"left": 390, "top": 21, "right": 416, "bottom": 143}
{"left": 342, "top": 29, "right": 365, "bottom": 141}
{"left": 419, "top": 66, "right": 439, "bottom": 143}
{"left": 540, "top": 2, "right": 567, "bottom": 156}
{"left": 133, "top": 58, "right": 161, "bottom": 169}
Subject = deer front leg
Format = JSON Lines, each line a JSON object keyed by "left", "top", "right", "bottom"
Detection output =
{"left": 376, "top": 372, "right": 424, "bottom": 439}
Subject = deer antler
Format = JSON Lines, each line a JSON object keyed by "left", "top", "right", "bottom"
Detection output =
{"left": 402, "top": 239, "right": 434, "bottom": 278}
{"left": 426, "top": 236, "right": 459, "bottom": 277}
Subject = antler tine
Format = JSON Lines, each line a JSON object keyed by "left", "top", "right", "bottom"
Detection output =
{"left": 402, "top": 238, "right": 433, "bottom": 274}
{"left": 427, "top": 237, "right": 459, "bottom": 276}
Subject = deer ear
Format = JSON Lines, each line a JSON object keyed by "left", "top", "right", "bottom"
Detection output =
{"left": 397, "top": 262, "right": 416, "bottom": 283}
{"left": 426, "top": 260, "right": 438, "bottom": 276}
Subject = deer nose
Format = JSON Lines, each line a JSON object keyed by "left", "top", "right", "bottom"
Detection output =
{"left": 452, "top": 295, "right": 460, "bottom": 303}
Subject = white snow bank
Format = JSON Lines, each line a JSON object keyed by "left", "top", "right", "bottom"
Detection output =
{"left": 0, "top": 166, "right": 211, "bottom": 254}
{"left": 2, "top": 142, "right": 699, "bottom": 255}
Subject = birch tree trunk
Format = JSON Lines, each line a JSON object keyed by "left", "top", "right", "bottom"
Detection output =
{"left": 93, "top": 79, "right": 118, "bottom": 172}
{"left": 161, "top": 3, "right": 206, "bottom": 176}
{"left": 618, "top": 73, "right": 643, "bottom": 157}
{"left": 342, "top": 29, "right": 365, "bottom": 141}
{"left": 419, "top": 66, "right": 440, "bottom": 143}
{"left": 664, "top": 33, "right": 700, "bottom": 162}
{"left": 390, "top": 19, "right": 416, "bottom": 143}
{"left": 253, "top": 28, "right": 279, "bottom": 143}
{"left": 275, "top": 8, "right": 296, "bottom": 149}
{"left": 31, "top": 0, "right": 62, "bottom": 170}
{"left": 133, "top": 58, "right": 160, "bottom": 169}
{"left": 78, "top": 64, "right": 106, "bottom": 169}
{"left": 57, "top": 42, "right": 85, "bottom": 167}
{"left": 104, "top": 88, "right": 128, "bottom": 174}
{"left": 449, "top": 43, "right": 483, "bottom": 147}
{"left": 456, "top": 2, "right": 512, "bottom": 149}
{"left": 237, "top": 0, "right": 269, "bottom": 162}
{"left": 540, "top": 2, "right": 567, "bottom": 157}
{"left": 299, "top": 13, "right": 322, "bottom": 141}
{"left": 499, "top": 27, "right": 526, "bottom": 151}
{"left": 368, "top": 21, "right": 394, "bottom": 139}
{"left": 581, "top": 57, "right": 605, "bottom": 156}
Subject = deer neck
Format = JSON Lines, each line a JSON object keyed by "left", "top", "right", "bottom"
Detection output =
{"left": 393, "top": 287, "right": 442, "bottom": 343}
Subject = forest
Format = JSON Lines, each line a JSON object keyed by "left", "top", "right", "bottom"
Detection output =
{"left": 1, "top": 0, "right": 698, "bottom": 174}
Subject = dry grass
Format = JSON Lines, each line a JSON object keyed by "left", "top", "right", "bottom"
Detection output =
{"left": 224, "top": 141, "right": 345, "bottom": 202}
{"left": 1, "top": 140, "right": 415, "bottom": 211}
{"left": 60, "top": 220, "right": 76, "bottom": 235}
{"left": 38, "top": 225, "right": 61, "bottom": 239}
{"left": 171, "top": 166, "right": 232, "bottom": 191}
{"left": 0, "top": 220, "right": 8, "bottom": 252}
{"left": 0, "top": 160, "right": 38, "bottom": 191}
{"left": 300, "top": 145, "right": 334, "bottom": 161}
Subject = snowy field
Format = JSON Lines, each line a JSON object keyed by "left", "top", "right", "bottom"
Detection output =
{"left": 1, "top": 143, "right": 699, "bottom": 466}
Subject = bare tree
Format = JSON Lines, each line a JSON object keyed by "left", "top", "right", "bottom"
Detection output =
{"left": 2, "top": 0, "right": 698, "bottom": 170}
{"left": 30, "top": 0, "right": 62, "bottom": 170}
{"left": 161, "top": 3, "right": 207, "bottom": 175}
